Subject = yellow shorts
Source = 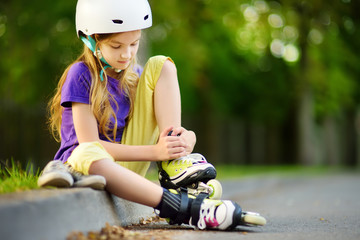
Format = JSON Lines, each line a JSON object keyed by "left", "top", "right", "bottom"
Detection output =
{"left": 67, "top": 142, "right": 114, "bottom": 175}
{"left": 67, "top": 55, "right": 173, "bottom": 177}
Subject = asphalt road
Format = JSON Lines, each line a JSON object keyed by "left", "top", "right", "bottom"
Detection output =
{"left": 130, "top": 172, "right": 360, "bottom": 240}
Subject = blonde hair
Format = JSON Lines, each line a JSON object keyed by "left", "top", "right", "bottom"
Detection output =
{"left": 48, "top": 33, "right": 138, "bottom": 142}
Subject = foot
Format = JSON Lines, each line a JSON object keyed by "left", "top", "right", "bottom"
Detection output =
{"left": 159, "top": 153, "right": 217, "bottom": 189}
{"left": 37, "top": 160, "right": 73, "bottom": 188}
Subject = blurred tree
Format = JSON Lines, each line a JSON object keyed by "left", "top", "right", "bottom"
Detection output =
{"left": 278, "top": 0, "right": 360, "bottom": 165}
{"left": 0, "top": 0, "right": 80, "bottom": 105}
{"left": 0, "top": 0, "right": 359, "bottom": 166}
{"left": 0, "top": 1, "right": 81, "bottom": 166}
{"left": 149, "top": 0, "right": 360, "bottom": 166}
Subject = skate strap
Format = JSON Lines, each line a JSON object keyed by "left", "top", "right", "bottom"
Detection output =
{"left": 171, "top": 188, "right": 189, "bottom": 225}
{"left": 167, "top": 130, "right": 181, "bottom": 137}
{"left": 190, "top": 192, "right": 208, "bottom": 226}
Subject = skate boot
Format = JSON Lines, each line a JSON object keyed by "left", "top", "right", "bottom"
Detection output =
{"left": 158, "top": 153, "right": 222, "bottom": 199}
{"left": 157, "top": 189, "right": 266, "bottom": 230}
{"left": 190, "top": 194, "right": 267, "bottom": 229}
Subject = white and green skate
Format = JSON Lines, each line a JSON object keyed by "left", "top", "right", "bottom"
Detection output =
{"left": 158, "top": 153, "right": 223, "bottom": 199}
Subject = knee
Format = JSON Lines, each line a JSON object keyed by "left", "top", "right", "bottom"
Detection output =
{"left": 88, "top": 158, "right": 113, "bottom": 175}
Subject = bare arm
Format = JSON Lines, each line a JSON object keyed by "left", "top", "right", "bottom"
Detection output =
{"left": 72, "top": 102, "right": 188, "bottom": 161}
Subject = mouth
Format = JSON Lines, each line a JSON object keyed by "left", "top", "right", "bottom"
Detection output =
{"left": 117, "top": 60, "right": 129, "bottom": 64}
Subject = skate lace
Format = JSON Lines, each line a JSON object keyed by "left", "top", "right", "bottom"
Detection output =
{"left": 172, "top": 153, "right": 207, "bottom": 166}
{"left": 188, "top": 153, "right": 207, "bottom": 164}
{"left": 171, "top": 158, "right": 192, "bottom": 166}
{"left": 195, "top": 201, "right": 219, "bottom": 230}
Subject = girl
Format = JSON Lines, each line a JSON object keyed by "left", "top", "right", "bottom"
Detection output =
{"left": 38, "top": 0, "right": 249, "bottom": 230}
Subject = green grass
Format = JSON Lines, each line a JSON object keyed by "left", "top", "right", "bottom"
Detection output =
{"left": 214, "top": 164, "right": 343, "bottom": 179}
{"left": 0, "top": 160, "right": 40, "bottom": 194}
{"left": 146, "top": 164, "right": 348, "bottom": 182}
{"left": 0, "top": 160, "right": 352, "bottom": 194}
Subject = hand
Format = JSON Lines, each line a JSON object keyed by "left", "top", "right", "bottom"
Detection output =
{"left": 155, "top": 126, "right": 188, "bottom": 161}
{"left": 168, "top": 127, "right": 196, "bottom": 155}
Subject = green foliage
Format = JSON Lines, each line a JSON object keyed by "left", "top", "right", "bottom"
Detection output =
{"left": 148, "top": 0, "right": 360, "bottom": 122}
{"left": 0, "top": 160, "right": 40, "bottom": 193}
{"left": 1, "top": 0, "right": 359, "bottom": 119}
{"left": 1, "top": 0, "right": 360, "bottom": 165}
{"left": 0, "top": 0, "right": 81, "bottom": 105}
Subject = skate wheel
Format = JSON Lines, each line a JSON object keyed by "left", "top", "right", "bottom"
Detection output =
{"left": 242, "top": 212, "right": 267, "bottom": 226}
{"left": 207, "top": 179, "right": 222, "bottom": 199}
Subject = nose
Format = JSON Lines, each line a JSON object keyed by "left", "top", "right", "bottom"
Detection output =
{"left": 120, "top": 46, "right": 131, "bottom": 59}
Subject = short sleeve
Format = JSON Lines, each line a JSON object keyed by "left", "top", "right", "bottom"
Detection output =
{"left": 61, "top": 62, "right": 92, "bottom": 107}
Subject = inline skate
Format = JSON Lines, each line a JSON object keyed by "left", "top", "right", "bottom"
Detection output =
{"left": 160, "top": 189, "right": 267, "bottom": 230}
{"left": 158, "top": 153, "right": 223, "bottom": 199}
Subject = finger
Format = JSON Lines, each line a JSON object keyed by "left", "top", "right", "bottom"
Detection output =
{"left": 168, "top": 146, "right": 185, "bottom": 155}
{"left": 166, "top": 136, "right": 183, "bottom": 142}
{"left": 160, "top": 126, "right": 174, "bottom": 138}
{"left": 166, "top": 139, "right": 187, "bottom": 148}
{"left": 168, "top": 146, "right": 185, "bottom": 153}
{"left": 171, "top": 127, "right": 184, "bottom": 136}
{"left": 170, "top": 150, "right": 187, "bottom": 159}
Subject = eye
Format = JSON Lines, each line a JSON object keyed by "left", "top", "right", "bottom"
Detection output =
{"left": 144, "top": 15, "right": 149, "bottom": 20}
{"left": 111, "top": 45, "right": 121, "bottom": 49}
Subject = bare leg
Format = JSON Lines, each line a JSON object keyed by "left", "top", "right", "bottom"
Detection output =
{"left": 154, "top": 60, "right": 182, "bottom": 132}
{"left": 89, "top": 159, "right": 163, "bottom": 207}
{"left": 154, "top": 59, "right": 196, "bottom": 152}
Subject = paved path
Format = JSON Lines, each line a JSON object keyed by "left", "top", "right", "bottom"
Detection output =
{"left": 3, "top": 172, "right": 357, "bottom": 240}
{"left": 131, "top": 172, "right": 360, "bottom": 240}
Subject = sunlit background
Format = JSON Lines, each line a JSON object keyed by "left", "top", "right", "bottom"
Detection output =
{"left": 1, "top": 0, "right": 359, "bottom": 169}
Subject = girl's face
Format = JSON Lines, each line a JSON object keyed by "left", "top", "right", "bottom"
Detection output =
{"left": 99, "top": 30, "right": 141, "bottom": 71}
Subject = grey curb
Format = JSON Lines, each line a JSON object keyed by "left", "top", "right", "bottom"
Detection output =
{"left": 0, "top": 188, "right": 155, "bottom": 240}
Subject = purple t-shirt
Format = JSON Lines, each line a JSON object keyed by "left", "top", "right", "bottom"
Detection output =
{"left": 54, "top": 62, "right": 140, "bottom": 162}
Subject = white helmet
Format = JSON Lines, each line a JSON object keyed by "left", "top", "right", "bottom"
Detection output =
{"left": 76, "top": 0, "right": 152, "bottom": 37}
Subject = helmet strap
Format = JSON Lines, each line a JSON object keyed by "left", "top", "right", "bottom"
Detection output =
{"left": 80, "top": 35, "right": 122, "bottom": 81}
